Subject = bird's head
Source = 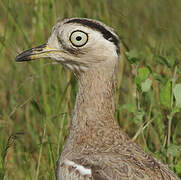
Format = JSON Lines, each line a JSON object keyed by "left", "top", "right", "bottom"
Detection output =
{"left": 15, "top": 18, "right": 120, "bottom": 75}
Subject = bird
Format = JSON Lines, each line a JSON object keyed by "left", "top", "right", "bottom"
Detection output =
{"left": 15, "top": 18, "right": 179, "bottom": 180}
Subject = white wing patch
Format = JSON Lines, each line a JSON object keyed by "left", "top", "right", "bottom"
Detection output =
{"left": 64, "top": 159, "right": 92, "bottom": 176}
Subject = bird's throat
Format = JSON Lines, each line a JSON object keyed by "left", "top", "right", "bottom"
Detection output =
{"left": 62, "top": 65, "right": 126, "bottom": 155}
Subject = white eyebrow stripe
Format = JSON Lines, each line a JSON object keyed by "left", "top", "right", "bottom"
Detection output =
{"left": 64, "top": 159, "right": 92, "bottom": 176}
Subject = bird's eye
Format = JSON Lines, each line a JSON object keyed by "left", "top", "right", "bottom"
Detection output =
{"left": 70, "top": 30, "right": 88, "bottom": 47}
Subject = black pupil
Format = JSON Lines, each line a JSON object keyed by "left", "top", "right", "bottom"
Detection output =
{"left": 76, "top": 36, "right": 82, "bottom": 41}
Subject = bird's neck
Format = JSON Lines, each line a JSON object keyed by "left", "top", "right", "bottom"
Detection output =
{"left": 62, "top": 62, "right": 129, "bottom": 156}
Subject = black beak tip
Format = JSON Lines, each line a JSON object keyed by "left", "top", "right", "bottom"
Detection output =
{"left": 14, "top": 55, "right": 22, "bottom": 62}
{"left": 14, "top": 44, "right": 47, "bottom": 62}
{"left": 15, "top": 54, "right": 29, "bottom": 62}
{"left": 14, "top": 49, "right": 33, "bottom": 62}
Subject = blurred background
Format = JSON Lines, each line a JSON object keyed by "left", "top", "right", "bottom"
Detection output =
{"left": 0, "top": 0, "right": 181, "bottom": 179}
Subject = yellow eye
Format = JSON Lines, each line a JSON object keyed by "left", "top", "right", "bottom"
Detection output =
{"left": 70, "top": 30, "right": 88, "bottom": 47}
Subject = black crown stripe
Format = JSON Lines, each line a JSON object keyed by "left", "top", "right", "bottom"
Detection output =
{"left": 65, "top": 19, "right": 120, "bottom": 55}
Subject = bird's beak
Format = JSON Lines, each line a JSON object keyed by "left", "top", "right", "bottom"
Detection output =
{"left": 15, "top": 43, "right": 58, "bottom": 62}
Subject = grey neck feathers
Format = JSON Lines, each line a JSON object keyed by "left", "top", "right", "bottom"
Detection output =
{"left": 61, "top": 60, "right": 129, "bottom": 157}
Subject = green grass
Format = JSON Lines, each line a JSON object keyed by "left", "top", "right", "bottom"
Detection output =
{"left": 0, "top": 0, "right": 181, "bottom": 179}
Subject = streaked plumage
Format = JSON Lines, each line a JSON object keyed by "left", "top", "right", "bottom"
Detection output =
{"left": 15, "top": 18, "right": 178, "bottom": 180}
